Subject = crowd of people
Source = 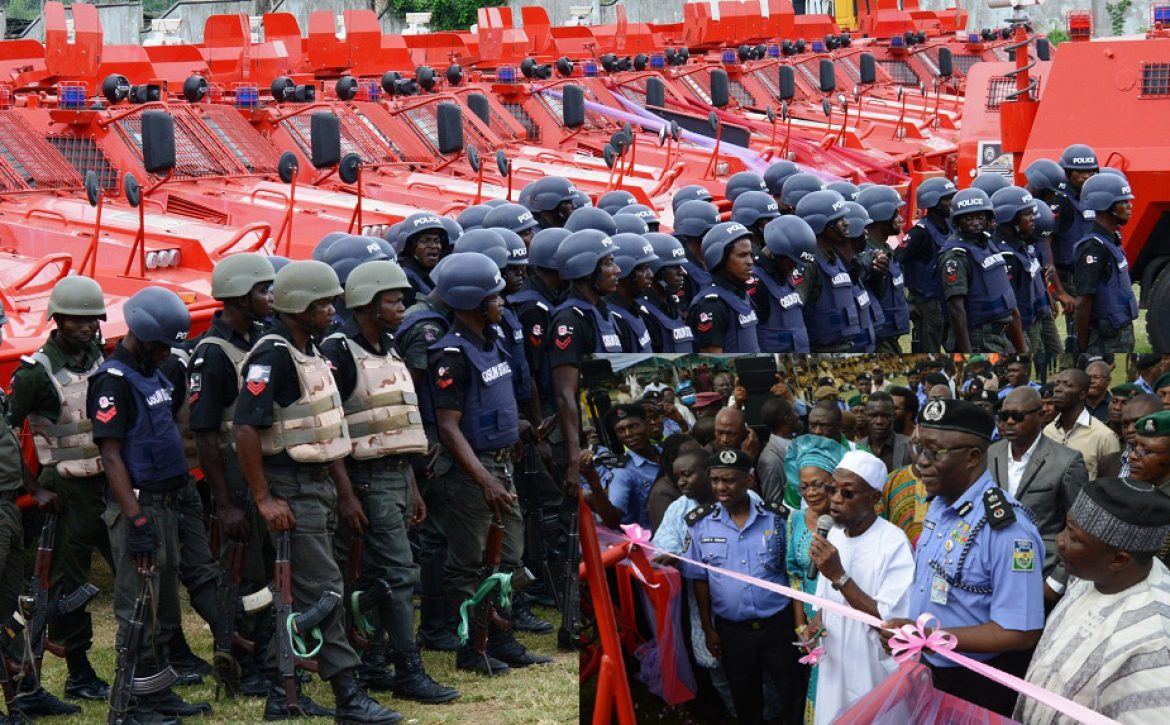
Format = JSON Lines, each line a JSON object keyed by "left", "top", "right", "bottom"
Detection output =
{"left": 583, "top": 353, "right": 1170, "bottom": 724}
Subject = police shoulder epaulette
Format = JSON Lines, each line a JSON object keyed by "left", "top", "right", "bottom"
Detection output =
{"left": 685, "top": 504, "right": 716, "bottom": 527}
{"left": 442, "top": 347, "right": 462, "bottom": 353}
{"left": 106, "top": 367, "right": 125, "bottom": 377}
{"left": 616, "top": 452, "right": 632, "bottom": 468}
{"left": 759, "top": 499, "right": 789, "bottom": 519}
{"left": 700, "top": 292, "right": 720, "bottom": 301}
{"left": 983, "top": 487, "right": 1017, "bottom": 530}
{"left": 535, "top": 301, "right": 549, "bottom": 312}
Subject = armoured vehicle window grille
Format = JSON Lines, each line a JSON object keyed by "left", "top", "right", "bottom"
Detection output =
{"left": 618, "top": 85, "right": 647, "bottom": 105}
{"left": 402, "top": 106, "right": 439, "bottom": 149}
{"left": 729, "top": 79, "right": 756, "bottom": 106}
{"left": 878, "top": 60, "right": 919, "bottom": 86}
{"left": 536, "top": 92, "right": 612, "bottom": 130}
{"left": 917, "top": 51, "right": 939, "bottom": 76}
{"left": 199, "top": 106, "right": 280, "bottom": 174}
{"left": 752, "top": 68, "right": 780, "bottom": 98}
{"left": 350, "top": 106, "right": 406, "bottom": 161}
{"left": 1141, "top": 62, "right": 1170, "bottom": 97}
{"left": 0, "top": 157, "right": 27, "bottom": 192}
{"left": 985, "top": 75, "right": 1038, "bottom": 110}
{"left": 795, "top": 62, "right": 819, "bottom": 88}
{"left": 486, "top": 106, "right": 524, "bottom": 142}
{"left": 838, "top": 56, "right": 861, "bottom": 82}
{"left": 954, "top": 54, "right": 982, "bottom": 74}
{"left": 46, "top": 135, "right": 114, "bottom": 190}
{"left": 0, "top": 113, "right": 83, "bottom": 189}
{"left": 400, "top": 99, "right": 499, "bottom": 155}
{"left": 502, "top": 103, "right": 540, "bottom": 141}
{"left": 116, "top": 112, "right": 243, "bottom": 178}
{"left": 678, "top": 73, "right": 711, "bottom": 103}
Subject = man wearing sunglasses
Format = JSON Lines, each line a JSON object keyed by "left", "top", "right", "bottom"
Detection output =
{"left": 881, "top": 399, "right": 1045, "bottom": 717}
{"left": 987, "top": 387, "right": 1089, "bottom": 604}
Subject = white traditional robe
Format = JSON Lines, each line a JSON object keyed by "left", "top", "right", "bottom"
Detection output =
{"left": 813, "top": 517, "right": 914, "bottom": 725}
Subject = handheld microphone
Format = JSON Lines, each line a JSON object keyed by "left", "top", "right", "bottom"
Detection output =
{"left": 807, "top": 514, "right": 835, "bottom": 581}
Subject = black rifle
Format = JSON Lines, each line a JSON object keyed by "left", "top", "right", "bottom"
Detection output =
{"left": 108, "top": 574, "right": 179, "bottom": 725}
{"left": 210, "top": 513, "right": 273, "bottom": 698}
{"left": 344, "top": 487, "right": 391, "bottom": 651}
{"left": 0, "top": 597, "right": 29, "bottom": 722}
{"left": 519, "top": 440, "right": 561, "bottom": 610}
{"left": 27, "top": 515, "right": 98, "bottom": 678}
{"left": 273, "top": 531, "right": 341, "bottom": 715}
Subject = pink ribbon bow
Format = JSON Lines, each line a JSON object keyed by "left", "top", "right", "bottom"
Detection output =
{"left": 887, "top": 614, "right": 958, "bottom": 664}
{"left": 621, "top": 523, "right": 653, "bottom": 547}
{"left": 798, "top": 646, "right": 825, "bottom": 666}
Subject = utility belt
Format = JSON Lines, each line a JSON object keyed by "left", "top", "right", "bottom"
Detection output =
{"left": 714, "top": 605, "right": 790, "bottom": 632}
{"left": 972, "top": 319, "right": 1012, "bottom": 337}
{"left": 263, "top": 461, "right": 333, "bottom": 481}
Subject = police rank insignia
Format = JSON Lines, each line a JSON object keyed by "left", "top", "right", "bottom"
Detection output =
{"left": 245, "top": 365, "right": 271, "bottom": 396}
{"left": 1146, "top": 418, "right": 1158, "bottom": 433}
{"left": 1012, "top": 539, "right": 1035, "bottom": 572}
{"left": 922, "top": 400, "right": 945, "bottom": 422}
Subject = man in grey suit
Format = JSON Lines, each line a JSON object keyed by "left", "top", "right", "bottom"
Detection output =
{"left": 987, "top": 387, "right": 1089, "bottom": 603}
{"left": 863, "top": 392, "right": 912, "bottom": 473}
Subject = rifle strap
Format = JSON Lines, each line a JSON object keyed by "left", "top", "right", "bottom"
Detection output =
{"left": 288, "top": 617, "right": 324, "bottom": 659}
{"left": 350, "top": 592, "right": 375, "bottom": 638}
{"left": 456, "top": 573, "right": 514, "bottom": 646}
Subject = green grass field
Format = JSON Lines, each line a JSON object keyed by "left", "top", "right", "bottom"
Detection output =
{"left": 34, "top": 558, "right": 578, "bottom": 724}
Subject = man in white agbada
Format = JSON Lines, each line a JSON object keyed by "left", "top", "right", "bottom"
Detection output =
{"left": 1014, "top": 476, "right": 1170, "bottom": 724}
{"left": 808, "top": 450, "right": 914, "bottom": 724}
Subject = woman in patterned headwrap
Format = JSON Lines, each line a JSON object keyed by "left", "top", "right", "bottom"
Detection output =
{"left": 785, "top": 436, "right": 846, "bottom": 725}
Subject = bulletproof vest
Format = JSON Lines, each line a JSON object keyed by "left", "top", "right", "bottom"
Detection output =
{"left": 903, "top": 217, "right": 948, "bottom": 300}
{"left": 610, "top": 301, "right": 653, "bottom": 353}
{"left": 24, "top": 350, "right": 104, "bottom": 478}
{"left": 334, "top": 337, "right": 428, "bottom": 460}
{"left": 1002, "top": 241, "right": 1045, "bottom": 328}
{"left": 680, "top": 257, "right": 711, "bottom": 306}
{"left": 168, "top": 349, "right": 200, "bottom": 471}
{"left": 1074, "top": 232, "right": 1139, "bottom": 327}
{"left": 696, "top": 284, "right": 760, "bottom": 353}
{"left": 639, "top": 295, "right": 695, "bottom": 353}
{"left": 403, "top": 265, "right": 434, "bottom": 297}
{"left": 555, "top": 297, "right": 624, "bottom": 353}
{"left": 0, "top": 394, "right": 22, "bottom": 492}
{"left": 93, "top": 360, "right": 189, "bottom": 490}
{"left": 396, "top": 305, "right": 450, "bottom": 426}
{"left": 869, "top": 250, "right": 910, "bottom": 340}
{"left": 941, "top": 236, "right": 1016, "bottom": 327}
{"left": 752, "top": 267, "right": 809, "bottom": 352}
{"left": 805, "top": 252, "right": 862, "bottom": 347}
{"left": 192, "top": 336, "right": 249, "bottom": 450}
{"left": 849, "top": 277, "right": 881, "bottom": 353}
{"left": 428, "top": 332, "right": 521, "bottom": 451}
{"left": 508, "top": 286, "right": 556, "bottom": 408}
{"left": 1054, "top": 191, "right": 1092, "bottom": 268}
{"left": 497, "top": 307, "right": 533, "bottom": 401}
{"left": 253, "top": 334, "right": 351, "bottom": 463}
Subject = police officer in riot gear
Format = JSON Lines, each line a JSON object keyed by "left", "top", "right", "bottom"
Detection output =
{"left": 616, "top": 203, "right": 661, "bottom": 233}
{"left": 898, "top": 176, "right": 956, "bottom": 352}
{"left": 689, "top": 222, "right": 760, "bottom": 353}
{"left": 426, "top": 252, "right": 553, "bottom": 674}
{"left": 597, "top": 190, "right": 638, "bottom": 215}
{"left": 672, "top": 199, "right": 721, "bottom": 306}
{"left": 724, "top": 171, "right": 767, "bottom": 204}
{"left": 613, "top": 213, "right": 649, "bottom": 236}
{"left": 8, "top": 276, "right": 112, "bottom": 703}
{"left": 398, "top": 213, "right": 452, "bottom": 307}
{"left": 731, "top": 191, "right": 781, "bottom": 253}
{"left": 939, "top": 188, "right": 1028, "bottom": 353}
{"left": 233, "top": 261, "right": 401, "bottom": 723}
{"left": 91, "top": 287, "right": 211, "bottom": 723}
{"left": 320, "top": 260, "right": 460, "bottom": 703}
{"left": 858, "top": 185, "right": 910, "bottom": 353}
{"left": 841, "top": 200, "right": 884, "bottom": 353}
{"left": 1053, "top": 144, "right": 1100, "bottom": 288}
{"left": 483, "top": 203, "right": 540, "bottom": 247}
{"left": 753, "top": 215, "right": 814, "bottom": 352}
{"left": 607, "top": 233, "right": 658, "bottom": 353}
{"left": 763, "top": 160, "right": 799, "bottom": 208}
{"left": 564, "top": 207, "right": 618, "bottom": 237}
{"left": 991, "top": 187, "right": 1052, "bottom": 359}
{"left": 522, "top": 176, "right": 578, "bottom": 229}
{"left": 640, "top": 233, "right": 695, "bottom": 353}
{"left": 670, "top": 185, "right": 714, "bottom": 214}
{"left": 778, "top": 172, "right": 824, "bottom": 215}
{"left": 796, "top": 189, "right": 862, "bottom": 353}
{"left": 1023, "top": 159, "right": 1076, "bottom": 318}
{"left": 1072, "top": 173, "right": 1139, "bottom": 354}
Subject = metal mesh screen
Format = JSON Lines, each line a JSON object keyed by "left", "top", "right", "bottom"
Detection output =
{"left": 116, "top": 109, "right": 245, "bottom": 178}
{"left": 0, "top": 113, "right": 82, "bottom": 189}
{"left": 729, "top": 79, "right": 756, "bottom": 106}
{"left": 985, "top": 75, "right": 1039, "bottom": 110}
{"left": 954, "top": 54, "right": 982, "bottom": 74}
{"left": 878, "top": 59, "right": 920, "bottom": 86}
{"left": 1141, "top": 62, "right": 1170, "bottom": 97}
{"left": 45, "top": 136, "right": 116, "bottom": 190}
{"left": 795, "top": 61, "right": 820, "bottom": 89}
{"left": 280, "top": 106, "right": 402, "bottom": 166}
{"left": 677, "top": 73, "right": 711, "bottom": 103}
{"left": 917, "top": 51, "right": 939, "bottom": 76}
{"left": 198, "top": 105, "right": 280, "bottom": 174}
{"left": 501, "top": 102, "right": 540, "bottom": 142}
{"left": 752, "top": 68, "right": 780, "bottom": 99}
{"left": 536, "top": 92, "right": 613, "bottom": 131}
{"left": 838, "top": 56, "right": 861, "bottom": 82}
{"left": 398, "top": 99, "right": 500, "bottom": 156}
{"left": 349, "top": 105, "right": 406, "bottom": 162}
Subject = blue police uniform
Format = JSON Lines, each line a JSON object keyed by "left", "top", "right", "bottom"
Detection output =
{"left": 680, "top": 253, "right": 712, "bottom": 306}
{"left": 1073, "top": 230, "right": 1139, "bottom": 328}
{"left": 940, "top": 235, "right": 1018, "bottom": 328}
{"left": 639, "top": 295, "right": 696, "bottom": 353}
{"left": 606, "top": 447, "right": 661, "bottom": 529}
{"left": 863, "top": 245, "right": 911, "bottom": 345}
{"left": 849, "top": 273, "right": 882, "bottom": 353}
{"left": 903, "top": 217, "right": 948, "bottom": 302}
{"left": 608, "top": 298, "right": 653, "bottom": 353}
{"left": 552, "top": 296, "right": 624, "bottom": 353}
{"left": 95, "top": 360, "right": 188, "bottom": 489}
{"left": 997, "top": 381, "right": 1042, "bottom": 400}
{"left": 683, "top": 490, "right": 800, "bottom": 724}
{"left": 427, "top": 331, "right": 519, "bottom": 452}
{"left": 691, "top": 283, "right": 761, "bottom": 353}
{"left": 910, "top": 470, "right": 1045, "bottom": 667}
{"left": 805, "top": 251, "right": 862, "bottom": 351}
{"left": 1054, "top": 190, "right": 1092, "bottom": 271}
{"left": 751, "top": 265, "right": 809, "bottom": 353}
{"left": 496, "top": 307, "right": 533, "bottom": 404}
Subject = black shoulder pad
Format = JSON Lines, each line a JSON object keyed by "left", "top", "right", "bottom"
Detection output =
{"left": 983, "top": 487, "right": 1017, "bottom": 530}
{"left": 759, "top": 500, "right": 789, "bottom": 519}
{"left": 685, "top": 504, "right": 716, "bottom": 527}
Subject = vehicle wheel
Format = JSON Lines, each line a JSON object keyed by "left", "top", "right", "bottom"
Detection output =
{"left": 1147, "top": 264, "right": 1170, "bottom": 352}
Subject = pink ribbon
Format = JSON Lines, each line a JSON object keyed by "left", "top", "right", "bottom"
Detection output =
{"left": 797, "top": 646, "right": 825, "bottom": 666}
{"left": 606, "top": 524, "right": 1120, "bottom": 725}
{"left": 887, "top": 614, "right": 957, "bottom": 664}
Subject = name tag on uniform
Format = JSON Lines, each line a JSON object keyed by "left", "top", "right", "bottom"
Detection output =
{"left": 931, "top": 575, "right": 949, "bottom": 605}
{"left": 892, "top": 274, "right": 904, "bottom": 287}
{"left": 700, "top": 537, "right": 727, "bottom": 544}
{"left": 857, "top": 291, "right": 870, "bottom": 306}
{"left": 601, "top": 333, "right": 621, "bottom": 349}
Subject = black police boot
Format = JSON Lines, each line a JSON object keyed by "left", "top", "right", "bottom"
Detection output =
{"left": 455, "top": 619, "right": 510, "bottom": 676}
{"left": 168, "top": 630, "right": 212, "bottom": 684}
{"left": 511, "top": 598, "right": 554, "bottom": 634}
{"left": 138, "top": 686, "right": 212, "bottom": 717}
{"left": 64, "top": 650, "right": 110, "bottom": 701}
{"left": 238, "top": 667, "right": 270, "bottom": 697}
{"left": 263, "top": 675, "right": 335, "bottom": 721}
{"left": 330, "top": 669, "right": 402, "bottom": 724}
{"left": 415, "top": 595, "right": 460, "bottom": 651}
{"left": 109, "top": 703, "right": 181, "bottom": 725}
{"left": 486, "top": 624, "right": 553, "bottom": 668}
{"left": 390, "top": 648, "right": 460, "bottom": 704}
{"left": 13, "top": 680, "right": 81, "bottom": 717}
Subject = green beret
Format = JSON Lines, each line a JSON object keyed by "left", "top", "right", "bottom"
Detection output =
{"left": 1154, "top": 372, "right": 1170, "bottom": 392}
{"left": 1136, "top": 411, "right": 1170, "bottom": 438}
{"left": 1110, "top": 382, "right": 1141, "bottom": 398}
{"left": 847, "top": 393, "right": 868, "bottom": 407}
